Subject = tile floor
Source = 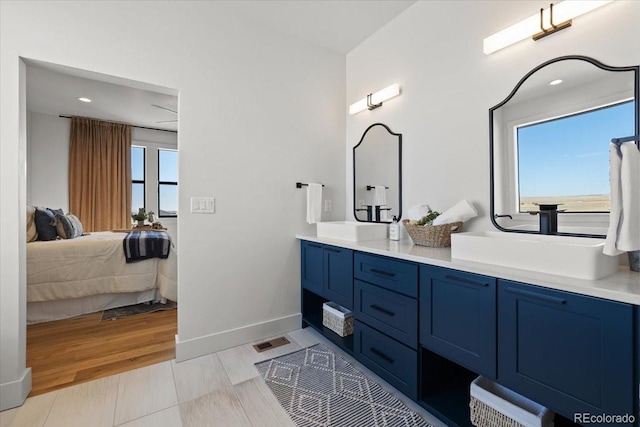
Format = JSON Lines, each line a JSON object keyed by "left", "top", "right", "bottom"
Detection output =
{"left": 0, "top": 327, "right": 446, "bottom": 427}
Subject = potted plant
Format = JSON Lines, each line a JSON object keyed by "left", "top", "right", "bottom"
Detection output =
{"left": 132, "top": 208, "right": 148, "bottom": 227}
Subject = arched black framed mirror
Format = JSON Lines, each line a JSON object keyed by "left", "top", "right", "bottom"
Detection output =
{"left": 353, "top": 123, "right": 402, "bottom": 223}
{"left": 490, "top": 55, "right": 639, "bottom": 238}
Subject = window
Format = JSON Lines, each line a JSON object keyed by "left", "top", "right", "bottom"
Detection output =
{"left": 131, "top": 146, "right": 145, "bottom": 214}
{"left": 516, "top": 100, "right": 634, "bottom": 214}
{"left": 158, "top": 149, "right": 178, "bottom": 217}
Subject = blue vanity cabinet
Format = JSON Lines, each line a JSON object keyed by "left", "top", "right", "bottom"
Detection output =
{"left": 300, "top": 241, "right": 353, "bottom": 309}
{"left": 353, "top": 252, "right": 419, "bottom": 400}
{"left": 420, "top": 265, "right": 497, "bottom": 379}
{"left": 498, "top": 279, "right": 636, "bottom": 423}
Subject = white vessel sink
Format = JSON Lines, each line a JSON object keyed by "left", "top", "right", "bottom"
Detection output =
{"left": 316, "top": 221, "right": 387, "bottom": 242}
{"left": 451, "top": 231, "right": 619, "bottom": 280}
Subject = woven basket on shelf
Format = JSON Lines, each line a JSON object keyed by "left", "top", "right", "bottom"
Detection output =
{"left": 402, "top": 219, "right": 463, "bottom": 248}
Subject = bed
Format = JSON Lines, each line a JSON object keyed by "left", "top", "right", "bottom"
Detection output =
{"left": 27, "top": 231, "right": 177, "bottom": 324}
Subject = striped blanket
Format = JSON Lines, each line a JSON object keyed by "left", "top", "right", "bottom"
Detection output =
{"left": 123, "top": 230, "right": 171, "bottom": 263}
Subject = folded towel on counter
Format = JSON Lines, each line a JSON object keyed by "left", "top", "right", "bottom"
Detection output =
{"left": 432, "top": 199, "right": 478, "bottom": 225}
{"left": 604, "top": 142, "right": 640, "bottom": 256}
{"left": 306, "top": 183, "right": 323, "bottom": 224}
{"left": 408, "top": 204, "right": 431, "bottom": 220}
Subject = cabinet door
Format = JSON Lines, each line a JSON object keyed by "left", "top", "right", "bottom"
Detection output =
{"left": 498, "top": 280, "right": 634, "bottom": 421}
{"left": 323, "top": 245, "right": 353, "bottom": 309}
{"left": 420, "top": 266, "right": 497, "bottom": 378}
{"left": 301, "top": 241, "right": 324, "bottom": 295}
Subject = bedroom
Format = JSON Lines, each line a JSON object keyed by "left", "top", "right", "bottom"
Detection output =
{"left": 2, "top": 0, "right": 639, "bottom": 424}
{"left": 22, "top": 62, "right": 180, "bottom": 393}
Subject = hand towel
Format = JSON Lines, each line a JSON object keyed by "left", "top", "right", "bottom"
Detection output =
{"left": 408, "top": 204, "right": 431, "bottom": 220}
{"left": 306, "top": 183, "right": 322, "bottom": 224}
{"left": 432, "top": 199, "right": 478, "bottom": 225}
{"left": 372, "top": 186, "right": 388, "bottom": 221}
{"left": 604, "top": 142, "right": 640, "bottom": 255}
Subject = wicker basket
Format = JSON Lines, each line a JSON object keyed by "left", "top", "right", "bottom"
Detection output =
{"left": 402, "top": 219, "right": 463, "bottom": 247}
{"left": 470, "top": 377, "right": 554, "bottom": 427}
{"left": 322, "top": 302, "right": 354, "bottom": 337}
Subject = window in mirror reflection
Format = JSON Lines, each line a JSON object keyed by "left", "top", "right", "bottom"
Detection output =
{"left": 516, "top": 100, "right": 634, "bottom": 214}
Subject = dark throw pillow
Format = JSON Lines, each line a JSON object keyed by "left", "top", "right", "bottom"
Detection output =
{"left": 56, "top": 213, "right": 84, "bottom": 239}
{"left": 34, "top": 208, "right": 58, "bottom": 241}
{"left": 47, "top": 208, "right": 64, "bottom": 217}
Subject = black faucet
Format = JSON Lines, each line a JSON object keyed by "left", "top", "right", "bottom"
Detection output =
{"left": 529, "top": 204, "right": 563, "bottom": 235}
{"left": 374, "top": 205, "right": 392, "bottom": 222}
{"left": 356, "top": 205, "right": 373, "bottom": 221}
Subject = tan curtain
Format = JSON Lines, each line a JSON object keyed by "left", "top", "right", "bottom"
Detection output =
{"left": 69, "top": 117, "right": 132, "bottom": 231}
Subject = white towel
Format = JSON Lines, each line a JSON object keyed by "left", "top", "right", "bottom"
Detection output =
{"left": 408, "top": 204, "right": 431, "bottom": 220}
{"left": 604, "top": 142, "right": 640, "bottom": 256}
{"left": 432, "top": 199, "right": 478, "bottom": 225}
{"left": 372, "top": 186, "right": 388, "bottom": 221}
{"left": 306, "top": 183, "right": 322, "bottom": 224}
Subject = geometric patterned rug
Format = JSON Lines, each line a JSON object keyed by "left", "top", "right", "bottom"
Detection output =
{"left": 100, "top": 300, "right": 177, "bottom": 321}
{"left": 255, "top": 344, "right": 432, "bottom": 427}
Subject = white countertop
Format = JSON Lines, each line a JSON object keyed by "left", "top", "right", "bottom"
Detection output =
{"left": 296, "top": 234, "right": 640, "bottom": 306}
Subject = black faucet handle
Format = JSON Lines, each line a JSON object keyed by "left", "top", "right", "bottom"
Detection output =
{"left": 536, "top": 203, "right": 562, "bottom": 211}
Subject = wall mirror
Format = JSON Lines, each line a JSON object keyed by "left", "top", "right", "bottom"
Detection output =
{"left": 353, "top": 123, "right": 402, "bottom": 223}
{"left": 490, "top": 55, "right": 639, "bottom": 237}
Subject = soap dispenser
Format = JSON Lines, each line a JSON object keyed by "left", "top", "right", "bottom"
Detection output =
{"left": 389, "top": 216, "right": 400, "bottom": 241}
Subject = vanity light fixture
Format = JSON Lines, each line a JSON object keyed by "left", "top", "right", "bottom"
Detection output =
{"left": 483, "top": 1, "right": 614, "bottom": 55}
{"left": 77, "top": 97, "right": 92, "bottom": 103}
{"left": 349, "top": 83, "right": 401, "bottom": 115}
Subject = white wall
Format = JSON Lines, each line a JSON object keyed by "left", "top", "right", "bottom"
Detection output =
{"left": 346, "top": 1, "right": 640, "bottom": 237}
{"left": 0, "top": 1, "right": 345, "bottom": 409}
{"left": 27, "top": 113, "right": 70, "bottom": 211}
{"left": 26, "top": 113, "right": 179, "bottom": 246}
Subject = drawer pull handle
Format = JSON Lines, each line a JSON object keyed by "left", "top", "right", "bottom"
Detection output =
{"left": 370, "top": 304, "right": 396, "bottom": 317}
{"left": 505, "top": 287, "right": 566, "bottom": 305}
{"left": 325, "top": 248, "right": 341, "bottom": 253}
{"left": 445, "top": 274, "right": 488, "bottom": 287}
{"left": 308, "top": 243, "right": 322, "bottom": 249}
{"left": 370, "top": 268, "right": 395, "bottom": 278}
{"left": 370, "top": 347, "right": 394, "bottom": 364}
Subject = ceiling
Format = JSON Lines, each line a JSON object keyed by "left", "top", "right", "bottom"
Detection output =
{"left": 222, "top": 0, "right": 416, "bottom": 54}
{"left": 26, "top": 64, "right": 180, "bottom": 131}
{"left": 25, "top": 1, "right": 415, "bottom": 132}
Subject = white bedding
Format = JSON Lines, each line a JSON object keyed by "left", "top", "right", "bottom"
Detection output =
{"left": 27, "top": 231, "right": 177, "bottom": 303}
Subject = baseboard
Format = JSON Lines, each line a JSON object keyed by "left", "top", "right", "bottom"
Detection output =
{"left": 0, "top": 368, "right": 31, "bottom": 411}
{"left": 175, "top": 313, "right": 301, "bottom": 362}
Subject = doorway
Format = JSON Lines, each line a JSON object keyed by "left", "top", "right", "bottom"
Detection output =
{"left": 24, "top": 59, "right": 180, "bottom": 395}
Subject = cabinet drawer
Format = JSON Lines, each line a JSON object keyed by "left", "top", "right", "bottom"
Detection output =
{"left": 420, "top": 266, "right": 496, "bottom": 378}
{"left": 354, "top": 321, "right": 418, "bottom": 400}
{"left": 354, "top": 280, "right": 418, "bottom": 349}
{"left": 498, "top": 280, "right": 634, "bottom": 420}
{"left": 354, "top": 252, "right": 418, "bottom": 297}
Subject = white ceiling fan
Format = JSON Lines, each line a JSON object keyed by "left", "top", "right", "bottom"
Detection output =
{"left": 151, "top": 104, "right": 177, "bottom": 123}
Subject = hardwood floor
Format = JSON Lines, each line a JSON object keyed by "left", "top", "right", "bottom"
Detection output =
{"left": 26, "top": 308, "right": 177, "bottom": 396}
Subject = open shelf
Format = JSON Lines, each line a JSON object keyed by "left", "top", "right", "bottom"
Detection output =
{"left": 301, "top": 288, "right": 354, "bottom": 355}
{"left": 417, "top": 348, "right": 581, "bottom": 427}
{"left": 419, "top": 348, "right": 476, "bottom": 427}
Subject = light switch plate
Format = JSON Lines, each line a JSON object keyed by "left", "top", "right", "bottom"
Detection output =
{"left": 191, "top": 197, "right": 215, "bottom": 213}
